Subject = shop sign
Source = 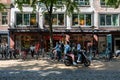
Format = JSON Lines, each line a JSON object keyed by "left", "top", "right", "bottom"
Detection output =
{"left": 45, "top": 35, "right": 63, "bottom": 40}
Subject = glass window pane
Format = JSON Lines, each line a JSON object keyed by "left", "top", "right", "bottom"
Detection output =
{"left": 86, "top": 14, "right": 91, "bottom": 26}
{"left": 58, "top": 14, "right": 64, "bottom": 25}
{"left": 79, "top": 14, "right": 84, "bottom": 25}
{"left": 30, "top": 13, "right": 36, "bottom": 25}
{"left": 52, "top": 14, "right": 57, "bottom": 25}
{"left": 79, "top": 1, "right": 84, "bottom": 5}
{"left": 78, "top": 0, "right": 89, "bottom": 6}
{"left": 106, "top": 15, "right": 111, "bottom": 25}
{"left": 2, "top": 12, "right": 8, "bottom": 25}
{"left": 57, "top": 0, "right": 62, "bottom": 6}
{"left": 72, "top": 14, "right": 78, "bottom": 25}
{"left": 44, "top": 14, "right": 49, "bottom": 25}
{"left": 112, "top": 14, "right": 118, "bottom": 26}
{"left": 24, "top": 14, "right": 29, "bottom": 25}
{"left": 100, "top": 0, "right": 106, "bottom": 6}
{"left": 74, "top": 0, "right": 79, "bottom": 5}
{"left": 16, "top": 13, "right": 22, "bottom": 25}
{"left": 85, "top": 0, "right": 89, "bottom": 5}
{"left": 23, "top": 0, "right": 30, "bottom": 4}
{"left": 100, "top": 14, "right": 105, "bottom": 26}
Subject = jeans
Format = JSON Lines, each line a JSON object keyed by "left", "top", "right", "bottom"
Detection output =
{"left": 57, "top": 51, "right": 62, "bottom": 61}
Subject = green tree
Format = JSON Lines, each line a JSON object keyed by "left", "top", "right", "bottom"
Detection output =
{"left": 105, "top": 0, "right": 120, "bottom": 8}
{"left": 0, "top": 3, "right": 6, "bottom": 11}
{"left": 15, "top": 0, "right": 79, "bottom": 50}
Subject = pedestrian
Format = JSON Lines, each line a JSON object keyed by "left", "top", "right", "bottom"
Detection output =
{"left": 35, "top": 42, "right": 40, "bottom": 59}
{"left": 87, "top": 42, "right": 93, "bottom": 60}
{"left": 30, "top": 44, "right": 35, "bottom": 58}
{"left": 54, "top": 42, "right": 62, "bottom": 61}
{"left": 76, "top": 42, "right": 82, "bottom": 62}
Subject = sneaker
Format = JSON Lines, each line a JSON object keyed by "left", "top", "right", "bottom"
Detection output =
{"left": 73, "top": 62, "right": 77, "bottom": 65}
{"left": 77, "top": 60, "right": 81, "bottom": 63}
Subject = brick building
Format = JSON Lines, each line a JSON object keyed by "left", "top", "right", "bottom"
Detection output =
{"left": 0, "top": 0, "right": 11, "bottom": 47}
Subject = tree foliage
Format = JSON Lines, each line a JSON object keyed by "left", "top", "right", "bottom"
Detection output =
{"left": 0, "top": 3, "right": 6, "bottom": 11}
{"left": 105, "top": 0, "right": 120, "bottom": 8}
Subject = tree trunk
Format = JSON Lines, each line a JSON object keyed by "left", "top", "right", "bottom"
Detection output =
{"left": 48, "top": 12, "right": 53, "bottom": 52}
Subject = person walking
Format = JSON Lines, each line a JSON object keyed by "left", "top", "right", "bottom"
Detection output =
{"left": 35, "top": 42, "right": 40, "bottom": 59}
{"left": 30, "top": 44, "right": 35, "bottom": 58}
{"left": 77, "top": 42, "right": 82, "bottom": 62}
{"left": 54, "top": 42, "right": 62, "bottom": 61}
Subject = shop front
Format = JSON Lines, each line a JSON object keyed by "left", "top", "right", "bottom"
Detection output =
{"left": 9, "top": 28, "right": 110, "bottom": 54}
{"left": 0, "top": 31, "right": 9, "bottom": 47}
{"left": 10, "top": 32, "right": 42, "bottom": 51}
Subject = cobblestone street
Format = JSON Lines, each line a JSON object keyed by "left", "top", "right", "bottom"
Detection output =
{"left": 0, "top": 57, "right": 120, "bottom": 80}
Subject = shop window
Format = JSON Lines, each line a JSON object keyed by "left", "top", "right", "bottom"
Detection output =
{"left": 72, "top": 14, "right": 92, "bottom": 26}
{"left": 99, "top": 14, "right": 119, "bottom": 26}
{"left": 1, "top": 35, "right": 8, "bottom": 44}
{"left": 1, "top": 12, "right": 8, "bottom": 25}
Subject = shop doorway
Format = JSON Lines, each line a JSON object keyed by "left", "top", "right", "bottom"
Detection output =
{"left": 114, "top": 38, "right": 120, "bottom": 52}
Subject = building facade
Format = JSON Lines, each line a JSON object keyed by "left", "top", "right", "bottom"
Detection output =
{"left": 0, "top": 0, "right": 11, "bottom": 47}
{"left": 8, "top": 0, "right": 120, "bottom": 53}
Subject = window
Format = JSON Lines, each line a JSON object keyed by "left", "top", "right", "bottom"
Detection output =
{"left": 100, "top": 0, "right": 106, "bottom": 6}
{"left": 17, "top": 0, "right": 30, "bottom": 4}
{"left": 74, "top": 0, "right": 89, "bottom": 6}
{"left": 56, "top": 0, "right": 63, "bottom": 6}
{"left": 1, "top": 12, "right": 8, "bottom": 25}
{"left": 23, "top": 0, "right": 30, "bottom": 4}
{"left": 0, "top": 35, "right": 8, "bottom": 44}
{"left": 72, "top": 14, "right": 91, "bottom": 26}
{"left": 100, "top": 0, "right": 113, "bottom": 7}
{"left": 44, "top": 13, "right": 65, "bottom": 26}
{"left": 99, "top": 14, "right": 119, "bottom": 26}
{"left": 16, "top": 13, "right": 37, "bottom": 26}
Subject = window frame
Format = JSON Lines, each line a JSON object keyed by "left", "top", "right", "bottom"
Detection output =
{"left": 99, "top": 14, "right": 119, "bottom": 27}
{"left": 15, "top": 12, "right": 37, "bottom": 27}
{"left": 72, "top": 13, "right": 92, "bottom": 27}
{"left": 100, "top": 0, "right": 106, "bottom": 6}
{"left": 100, "top": 0, "right": 114, "bottom": 7}
{"left": 44, "top": 13, "right": 65, "bottom": 27}
{"left": 74, "top": 0, "right": 90, "bottom": 7}
{"left": 1, "top": 12, "right": 8, "bottom": 26}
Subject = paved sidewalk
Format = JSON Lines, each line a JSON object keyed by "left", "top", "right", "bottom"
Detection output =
{"left": 0, "top": 57, "right": 120, "bottom": 80}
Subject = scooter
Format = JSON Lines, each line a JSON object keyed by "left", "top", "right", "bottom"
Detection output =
{"left": 64, "top": 50, "right": 91, "bottom": 67}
